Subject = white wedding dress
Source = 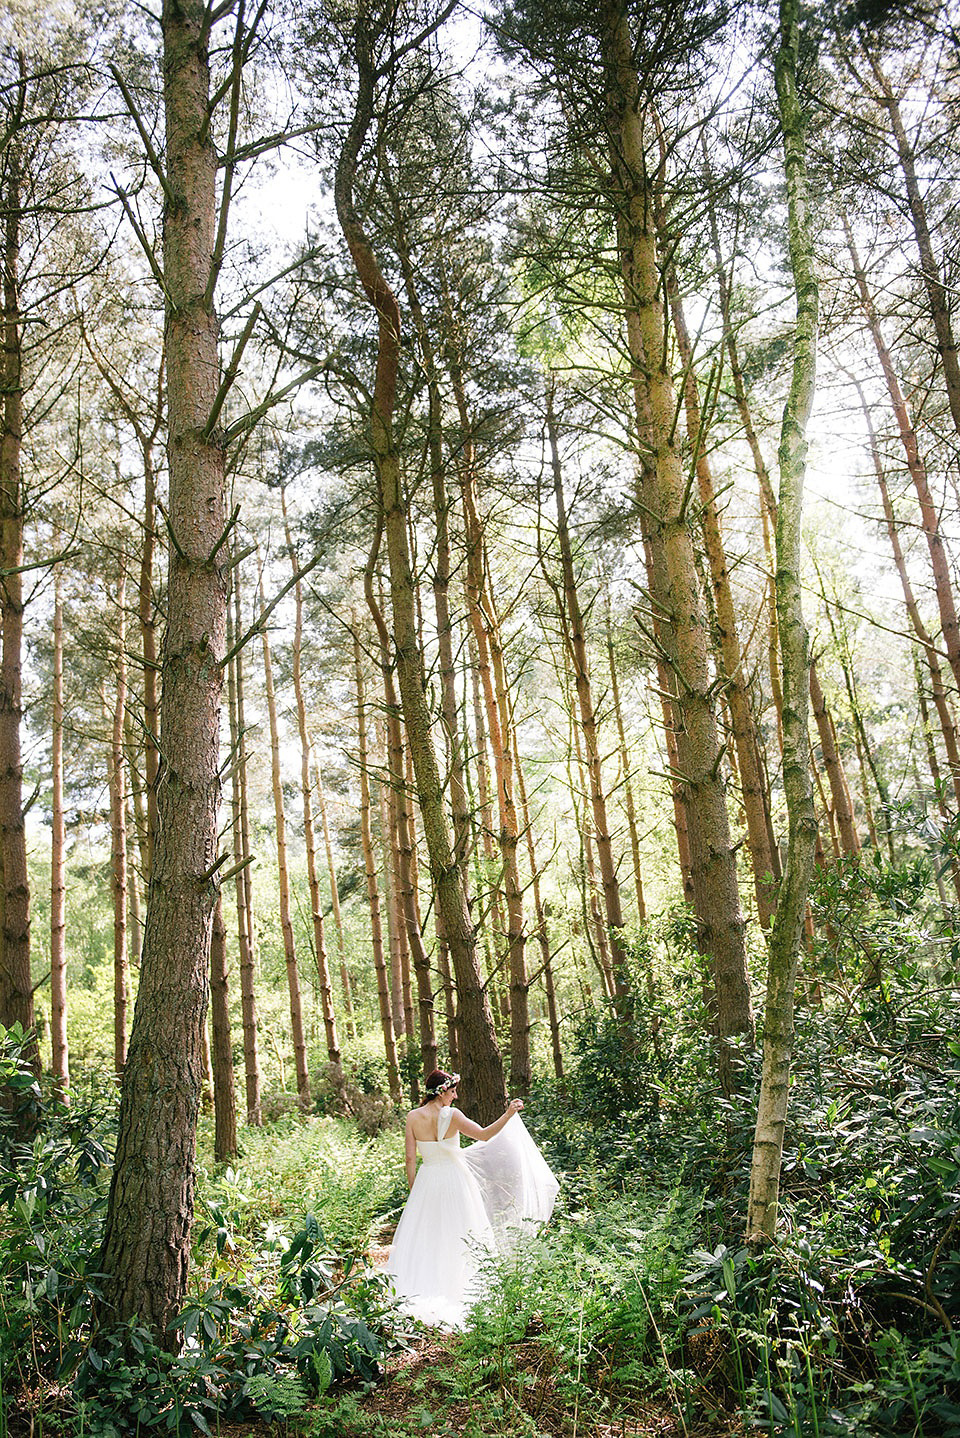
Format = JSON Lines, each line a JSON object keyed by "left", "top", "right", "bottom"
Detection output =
{"left": 385, "top": 1105, "right": 559, "bottom": 1329}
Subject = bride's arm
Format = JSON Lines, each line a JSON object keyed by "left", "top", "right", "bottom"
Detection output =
{"left": 452, "top": 1097, "right": 524, "bottom": 1142}
{"left": 403, "top": 1113, "right": 418, "bottom": 1188}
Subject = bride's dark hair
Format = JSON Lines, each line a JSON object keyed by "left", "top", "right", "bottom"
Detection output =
{"left": 424, "top": 1069, "right": 459, "bottom": 1097}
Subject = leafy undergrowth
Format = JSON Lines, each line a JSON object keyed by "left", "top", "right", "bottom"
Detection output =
{"left": 3, "top": 860, "right": 960, "bottom": 1437}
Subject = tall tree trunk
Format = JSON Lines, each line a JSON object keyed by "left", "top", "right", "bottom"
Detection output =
{"left": 704, "top": 150, "right": 786, "bottom": 762}
{"left": 605, "top": 597, "right": 646, "bottom": 925}
{"left": 366, "top": 554, "right": 436, "bottom": 1077}
{"left": 513, "top": 728, "right": 564, "bottom": 1080}
{"left": 380, "top": 766, "right": 405, "bottom": 1038}
{"left": 226, "top": 570, "right": 261, "bottom": 1126}
{"left": 849, "top": 372, "right": 960, "bottom": 805}
{"left": 843, "top": 216, "right": 960, "bottom": 693}
{"left": 335, "top": 41, "right": 504, "bottom": 1120}
{"left": 0, "top": 150, "right": 32, "bottom": 1046}
{"left": 139, "top": 427, "right": 161, "bottom": 881}
{"left": 643, "top": 534, "right": 697, "bottom": 907}
{"left": 748, "top": 0, "right": 820, "bottom": 1241}
{"left": 809, "top": 664, "right": 860, "bottom": 857}
{"left": 865, "top": 53, "right": 960, "bottom": 439}
{"left": 545, "top": 381, "right": 630, "bottom": 1010}
{"left": 393, "top": 205, "right": 472, "bottom": 882}
{"left": 459, "top": 471, "right": 530, "bottom": 1091}
{"left": 566, "top": 686, "right": 617, "bottom": 1001}
{"left": 99, "top": 0, "right": 230, "bottom": 1337}
{"left": 210, "top": 897, "right": 237, "bottom": 1163}
{"left": 313, "top": 759, "right": 356, "bottom": 1039}
{"left": 354, "top": 625, "right": 401, "bottom": 1104}
{"left": 110, "top": 570, "right": 129, "bottom": 1078}
{"left": 50, "top": 553, "right": 68, "bottom": 1097}
{"left": 259, "top": 572, "right": 310, "bottom": 1108}
{"left": 283, "top": 490, "right": 342, "bottom": 1078}
{"left": 602, "top": 2, "right": 753, "bottom": 1076}
{"left": 662, "top": 253, "right": 778, "bottom": 927}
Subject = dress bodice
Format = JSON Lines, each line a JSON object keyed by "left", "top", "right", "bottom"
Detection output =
{"left": 416, "top": 1105, "right": 460, "bottom": 1162}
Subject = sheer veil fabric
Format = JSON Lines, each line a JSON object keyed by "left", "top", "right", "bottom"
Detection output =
{"left": 385, "top": 1105, "right": 559, "bottom": 1329}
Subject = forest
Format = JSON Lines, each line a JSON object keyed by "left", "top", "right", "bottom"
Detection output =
{"left": 0, "top": 0, "right": 958, "bottom": 1432}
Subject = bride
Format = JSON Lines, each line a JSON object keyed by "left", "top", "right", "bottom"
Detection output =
{"left": 385, "top": 1069, "right": 559, "bottom": 1329}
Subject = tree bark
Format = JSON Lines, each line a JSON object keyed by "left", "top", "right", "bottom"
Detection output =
{"left": 459, "top": 465, "right": 530, "bottom": 1091}
{"left": 99, "top": 0, "right": 231, "bottom": 1338}
{"left": 366, "top": 552, "right": 436, "bottom": 1077}
{"left": 747, "top": 0, "right": 820, "bottom": 1241}
{"left": 604, "top": 598, "right": 646, "bottom": 926}
{"left": 704, "top": 151, "right": 786, "bottom": 765}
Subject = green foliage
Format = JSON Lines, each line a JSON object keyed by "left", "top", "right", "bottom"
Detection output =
{"left": 0, "top": 1033, "right": 114, "bottom": 1394}
{"left": 195, "top": 1113, "right": 405, "bottom": 1255}
{"left": 0, "top": 1024, "right": 43, "bottom": 1162}
{"left": 74, "top": 1215, "right": 385, "bottom": 1435}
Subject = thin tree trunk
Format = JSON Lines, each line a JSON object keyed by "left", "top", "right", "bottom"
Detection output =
{"left": 354, "top": 625, "right": 401, "bottom": 1104}
{"left": 394, "top": 206, "right": 472, "bottom": 882}
{"left": 226, "top": 571, "right": 261, "bottom": 1126}
{"left": 459, "top": 473, "right": 530, "bottom": 1091}
{"left": 849, "top": 372, "right": 960, "bottom": 805}
{"left": 283, "top": 489, "right": 342, "bottom": 1078}
{"left": 567, "top": 689, "right": 617, "bottom": 1001}
{"left": 843, "top": 216, "right": 960, "bottom": 693}
{"left": 379, "top": 757, "right": 407, "bottom": 1038}
{"left": 313, "top": 758, "right": 356, "bottom": 1039}
{"left": 643, "top": 534, "right": 697, "bottom": 906}
{"left": 513, "top": 727, "right": 564, "bottom": 1081}
{"left": 259, "top": 572, "right": 310, "bottom": 1108}
{"left": 545, "top": 381, "right": 630, "bottom": 1012}
{"left": 704, "top": 150, "right": 786, "bottom": 762}
{"left": 367, "top": 555, "right": 436, "bottom": 1076}
{"left": 748, "top": 0, "right": 820, "bottom": 1241}
{"left": 50, "top": 553, "right": 68, "bottom": 1097}
{"left": 865, "top": 54, "right": 960, "bottom": 439}
{"left": 809, "top": 663, "right": 860, "bottom": 856}
{"left": 110, "top": 569, "right": 129, "bottom": 1078}
{"left": 662, "top": 252, "right": 778, "bottom": 927}
{"left": 210, "top": 897, "right": 237, "bottom": 1163}
{"left": 605, "top": 598, "right": 646, "bottom": 925}
{"left": 0, "top": 147, "right": 32, "bottom": 1046}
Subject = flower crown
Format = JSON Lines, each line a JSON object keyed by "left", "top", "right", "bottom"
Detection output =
{"left": 424, "top": 1072, "right": 460, "bottom": 1097}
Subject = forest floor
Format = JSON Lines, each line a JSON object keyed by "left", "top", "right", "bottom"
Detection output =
{"left": 7, "top": 1324, "right": 745, "bottom": 1438}
{"left": 154, "top": 1326, "right": 745, "bottom": 1438}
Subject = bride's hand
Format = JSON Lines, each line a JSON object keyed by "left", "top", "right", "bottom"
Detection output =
{"left": 507, "top": 1097, "right": 524, "bottom": 1113}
